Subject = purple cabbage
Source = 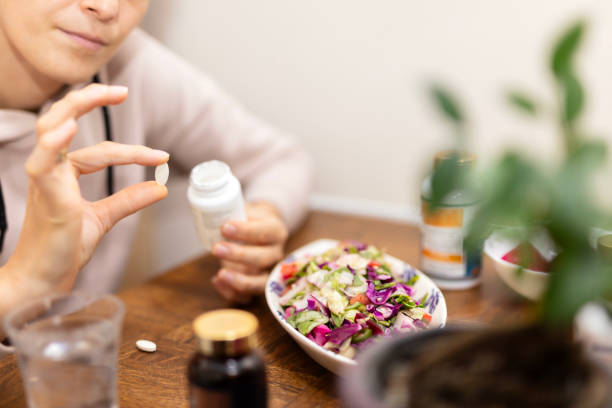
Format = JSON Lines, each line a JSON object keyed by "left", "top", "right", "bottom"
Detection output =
{"left": 366, "top": 265, "right": 377, "bottom": 280}
{"left": 365, "top": 319, "right": 384, "bottom": 336}
{"left": 375, "top": 274, "right": 394, "bottom": 283}
{"left": 310, "top": 324, "right": 331, "bottom": 346}
{"left": 310, "top": 295, "right": 330, "bottom": 317}
{"left": 307, "top": 298, "right": 317, "bottom": 311}
{"left": 325, "top": 323, "right": 362, "bottom": 345}
{"left": 372, "top": 304, "right": 401, "bottom": 321}
{"left": 396, "top": 283, "right": 413, "bottom": 296}
{"left": 366, "top": 282, "right": 394, "bottom": 305}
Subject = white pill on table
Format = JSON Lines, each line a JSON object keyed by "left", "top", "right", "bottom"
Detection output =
{"left": 136, "top": 339, "right": 157, "bottom": 353}
{"left": 155, "top": 163, "right": 169, "bottom": 186}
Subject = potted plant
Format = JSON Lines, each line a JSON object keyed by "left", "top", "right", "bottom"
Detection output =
{"left": 341, "top": 19, "right": 612, "bottom": 408}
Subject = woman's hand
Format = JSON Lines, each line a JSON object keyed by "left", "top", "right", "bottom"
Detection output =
{"left": 2, "top": 84, "right": 169, "bottom": 306}
{"left": 211, "top": 202, "right": 289, "bottom": 302}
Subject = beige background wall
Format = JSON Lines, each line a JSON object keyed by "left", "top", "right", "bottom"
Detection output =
{"left": 123, "top": 0, "right": 612, "bottom": 287}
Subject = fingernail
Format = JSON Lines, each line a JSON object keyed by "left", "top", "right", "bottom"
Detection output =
{"left": 152, "top": 149, "right": 170, "bottom": 161}
{"left": 222, "top": 224, "right": 237, "bottom": 236}
{"left": 108, "top": 85, "right": 128, "bottom": 97}
{"left": 213, "top": 244, "right": 230, "bottom": 257}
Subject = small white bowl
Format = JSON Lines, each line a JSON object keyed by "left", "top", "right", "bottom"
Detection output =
{"left": 484, "top": 231, "right": 555, "bottom": 301}
{"left": 265, "top": 239, "right": 447, "bottom": 375}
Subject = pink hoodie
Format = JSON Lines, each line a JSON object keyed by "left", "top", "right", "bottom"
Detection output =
{"left": 0, "top": 29, "right": 313, "bottom": 297}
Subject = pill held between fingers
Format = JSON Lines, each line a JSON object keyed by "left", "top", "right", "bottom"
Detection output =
{"left": 136, "top": 339, "right": 157, "bottom": 353}
{"left": 155, "top": 163, "right": 169, "bottom": 186}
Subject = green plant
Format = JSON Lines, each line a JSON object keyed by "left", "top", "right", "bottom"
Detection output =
{"left": 428, "top": 19, "right": 612, "bottom": 325}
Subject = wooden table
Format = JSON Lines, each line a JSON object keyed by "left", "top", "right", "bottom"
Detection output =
{"left": 0, "top": 211, "right": 531, "bottom": 407}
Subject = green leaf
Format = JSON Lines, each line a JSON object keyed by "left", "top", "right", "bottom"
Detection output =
{"left": 507, "top": 91, "right": 539, "bottom": 116}
{"left": 561, "top": 73, "right": 584, "bottom": 124}
{"left": 565, "top": 140, "right": 607, "bottom": 174}
{"left": 331, "top": 313, "right": 344, "bottom": 328}
{"left": 288, "top": 310, "right": 329, "bottom": 335}
{"left": 542, "top": 249, "right": 608, "bottom": 325}
{"left": 551, "top": 20, "right": 586, "bottom": 78}
{"left": 344, "top": 309, "right": 358, "bottom": 323}
{"left": 429, "top": 83, "right": 464, "bottom": 124}
{"left": 352, "top": 328, "right": 373, "bottom": 343}
{"left": 287, "top": 310, "right": 329, "bottom": 335}
{"left": 429, "top": 153, "right": 462, "bottom": 209}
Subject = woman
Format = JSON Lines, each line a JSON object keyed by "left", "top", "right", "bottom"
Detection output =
{"left": 0, "top": 0, "right": 313, "bottom": 338}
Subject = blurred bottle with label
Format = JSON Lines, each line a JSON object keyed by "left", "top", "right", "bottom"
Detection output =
{"left": 188, "top": 309, "right": 267, "bottom": 408}
{"left": 420, "top": 151, "right": 482, "bottom": 290}
{"left": 188, "top": 160, "right": 247, "bottom": 251}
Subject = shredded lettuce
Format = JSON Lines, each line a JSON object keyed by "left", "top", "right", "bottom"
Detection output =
{"left": 287, "top": 310, "right": 329, "bottom": 335}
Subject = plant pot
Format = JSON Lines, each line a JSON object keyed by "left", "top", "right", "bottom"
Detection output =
{"left": 340, "top": 325, "right": 611, "bottom": 408}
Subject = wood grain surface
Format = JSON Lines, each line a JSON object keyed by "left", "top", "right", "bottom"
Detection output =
{"left": 0, "top": 211, "right": 532, "bottom": 407}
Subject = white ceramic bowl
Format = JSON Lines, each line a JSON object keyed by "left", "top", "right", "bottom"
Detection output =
{"left": 265, "top": 239, "right": 447, "bottom": 375}
{"left": 484, "top": 231, "right": 555, "bottom": 301}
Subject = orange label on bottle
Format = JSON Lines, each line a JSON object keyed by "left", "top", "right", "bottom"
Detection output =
{"left": 421, "top": 203, "right": 464, "bottom": 228}
{"left": 422, "top": 248, "right": 463, "bottom": 263}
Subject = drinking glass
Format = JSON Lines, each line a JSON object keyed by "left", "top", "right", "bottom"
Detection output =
{"left": 4, "top": 292, "right": 124, "bottom": 408}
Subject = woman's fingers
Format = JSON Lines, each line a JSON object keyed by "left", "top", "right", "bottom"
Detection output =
{"left": 211, "top": 273, "right": 243, "bottom": 302}
{"left": 221, "top": 217, "right": 288, "bottom": 245}
{"left": 214, "top": 269, "right": 268, "bottom": 299}
{"left": 25, "top": 119, "right": 77, "bottom": 178}
{"left": 220, "top": 260, "right": 265, "bottom": 276}
{"left": 212, "top": 241, "right": 284, "bottom": 270}
{"left": 90, "top": 181, "right": 167, "bottom": 234}
{"left": 68, "top": 142, "right": 169, "bottom": 176}
{"left": 37, "top": 84, "right": 128, "bottom": 136}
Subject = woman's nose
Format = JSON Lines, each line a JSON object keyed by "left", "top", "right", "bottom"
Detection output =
{"left": 80, "top": 0, "right": 119, "bottom": 23}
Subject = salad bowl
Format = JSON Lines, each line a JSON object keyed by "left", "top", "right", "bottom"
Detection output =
{"left": 265, "top": 239, "right": 447, "bottom": 375}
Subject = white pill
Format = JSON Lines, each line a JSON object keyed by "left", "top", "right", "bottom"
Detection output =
{"left": 155, "top": 163, "right": 169, "bottom": 186}
{"left": 136, "top": 339, "right": 157, "bottom": 353}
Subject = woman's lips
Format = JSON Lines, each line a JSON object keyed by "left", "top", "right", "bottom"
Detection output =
{"left": 60, "top": 29, "right": 108, "bottom": 51}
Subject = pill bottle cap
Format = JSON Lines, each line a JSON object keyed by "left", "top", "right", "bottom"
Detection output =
{"left": 193, "top": 309, "right": 258, "bottom": 357}
{"left": 190, "top": 160, "right": 231, "bottom": 193}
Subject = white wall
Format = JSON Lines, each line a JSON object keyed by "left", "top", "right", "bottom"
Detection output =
{"left": 141, "top": 0, "right": 612, "bottom": 210}
{"left": 124, "top": 0, "right": 612, "bottom": 286}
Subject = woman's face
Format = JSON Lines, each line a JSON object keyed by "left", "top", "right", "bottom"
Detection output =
{"left": 0, "top": 0, "right": 149, "bottom": 84}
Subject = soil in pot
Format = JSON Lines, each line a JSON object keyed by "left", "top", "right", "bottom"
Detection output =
{"left": 383, "top": 326, "right": 610, "bottom": 408}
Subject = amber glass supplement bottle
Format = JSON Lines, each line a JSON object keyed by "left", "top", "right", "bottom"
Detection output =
{"left": 188, "top": 309, "right": 267, "bottom": 408}
{"left": 420, "top": 151, "right": 481, "bottom": 290}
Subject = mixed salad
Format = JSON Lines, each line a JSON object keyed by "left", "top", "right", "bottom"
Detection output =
{"left": 276, "top": 241, "right": 433, "bottom": 359}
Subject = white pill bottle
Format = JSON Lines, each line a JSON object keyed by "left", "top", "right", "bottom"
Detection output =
{"left": 187, "top": 160, "right": 247, "bottom": 251}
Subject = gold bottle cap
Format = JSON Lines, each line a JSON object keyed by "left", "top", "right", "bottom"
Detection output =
{"left": 434, "top": 150, "right": 476, "bottom": 169}
{"left": 597, "top": 234, "right": 612, "bottom": 262}
{"left": 193, "top": 309, "right": 258, "bottom": 357}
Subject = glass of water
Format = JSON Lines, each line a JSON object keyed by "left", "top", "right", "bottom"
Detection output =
{"left": 4, "top": 292, "right": 124, "bottom": 408}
